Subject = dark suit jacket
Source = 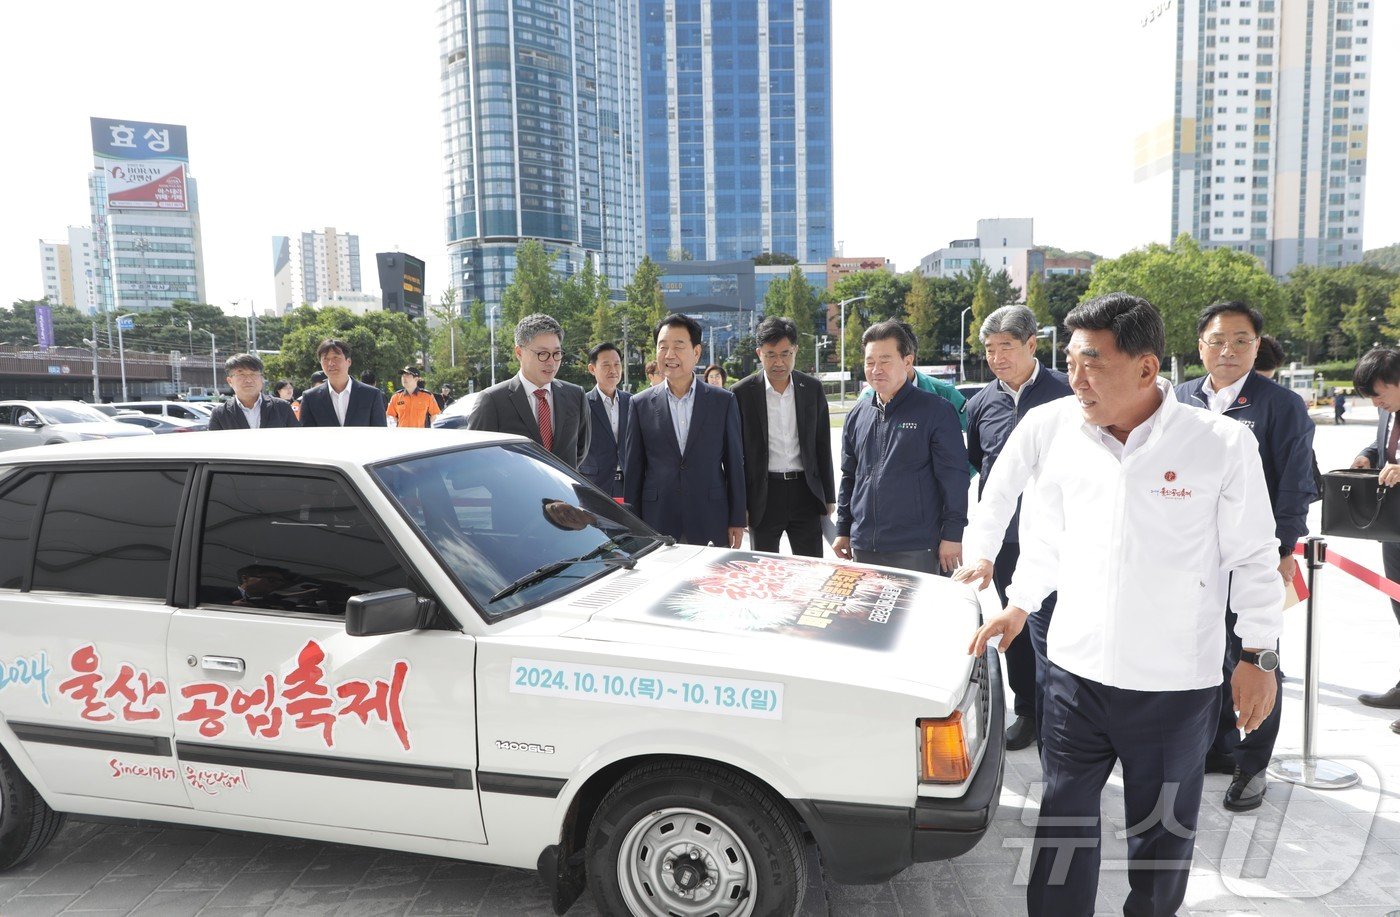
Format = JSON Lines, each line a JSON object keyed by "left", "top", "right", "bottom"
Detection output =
{"left": 623, "top": 380, "right": 746, "bottom": 546}
{"left": 207, "top": 395, "right": 300, "bottom": 431}
{"left": 297, "top": 380, "right": 388, "bottom": 428}
{"left": 1361, "top": 409, "right": 1393, "bottom": 469}
{"left": 466, "top": 375, "right": 591, "bottom": 468}
{"left": 731, "top": 370, "right": 835, "bottom": 525}
{"left": 580, "top": 387, "right": 631, "bottom": 496}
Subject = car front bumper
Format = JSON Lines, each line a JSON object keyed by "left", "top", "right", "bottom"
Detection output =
{"left": 790, "top": 649, "right": 1006, "bottom": 884}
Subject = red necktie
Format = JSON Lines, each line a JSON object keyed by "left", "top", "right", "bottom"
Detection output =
{"left": 1388, "top": 416, "right": 1400, "bottom": 464}
{"left": 534, "top": 389, "right": 553, "bottom": 452}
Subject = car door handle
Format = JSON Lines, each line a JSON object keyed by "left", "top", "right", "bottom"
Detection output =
{"left": 200, "top": 655, "right": 246, "bottom": 675}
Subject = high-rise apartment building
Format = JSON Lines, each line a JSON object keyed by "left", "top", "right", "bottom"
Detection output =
{"left": 1142, "top": 0, "right": 1373, "bottom": 275}
{"left": 36, "top": 227, "right": 99, "bottom": 312}
{"left": 88, "top": 118, "right": 206, "bottom": 313}
{"left": 639, "top": 0, "right": 834, "bottom": 265}
{"left": 271, "top": 228, "right": 362, "bottom": 313}
{"left": 438, "top": 0, "right": 644, "bottom": 307}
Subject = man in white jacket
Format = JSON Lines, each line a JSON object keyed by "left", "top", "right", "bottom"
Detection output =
{"left": 969, "top": 293, "right": 1283, "bottom": 917}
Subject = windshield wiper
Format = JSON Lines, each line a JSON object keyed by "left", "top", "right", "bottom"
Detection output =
{"left": 489, "top": 540, "right": 637, "bottom": 604}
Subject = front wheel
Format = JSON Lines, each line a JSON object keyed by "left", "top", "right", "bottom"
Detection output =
{"left": 0, "top": 747, "right": 66, "bottom": 871}
{"left": 585, "top": 760, "right": 806, "bottom": 917}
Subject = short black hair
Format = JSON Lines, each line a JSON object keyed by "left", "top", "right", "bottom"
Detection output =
{"left": 1196, "top": 301, "right": 1264, "bottom": 337}
{"left": 588, "top": 341, "right": 621, "bottom": 362}
{"left": 755, "top": 316, "right": 798, "bottom": 348}
{"left": 655, "top": 313, "right": 703, "bottom": 346}
{"left": 272, "top": 379, "right": 293, "bottom": 395}
{"left": 896, "top": 321, "right": 919, "bottom": 351}
{"left": 1064, "top": 293, "right": 1165, "bottom": 363}
{"left": 359, "top": 370, "right": 377, "bottom": 386}
{"left": 224, "top": 353, "right": 264, "bottom": 374}
{"left": 862, "top": 319, "right": 914, "bottom": 358}
{"left": 1354, "top": 347, "right": 1400, "bottom": 397}
{"left": 310, "top": 370, "right": 328, "bottom": 384}
{"left": 317, "top": 338, "right": 351, "bottom": 360}
{"left": 1253, "top": 335, "right": 1286, "bottom": 374}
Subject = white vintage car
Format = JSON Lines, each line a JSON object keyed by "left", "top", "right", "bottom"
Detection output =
{"left": 0, "top": 430, "right": 1003, "bottom": 916}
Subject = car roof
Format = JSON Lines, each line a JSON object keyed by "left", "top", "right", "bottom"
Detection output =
{"left": 0, "top": 428, "right": 529, "bottom": 470}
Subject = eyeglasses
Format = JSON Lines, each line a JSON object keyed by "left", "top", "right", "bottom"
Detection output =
{"left": 759, "top": 350, "right": 796, "bottom": 361}
{"left": 228, "top": 371, "right": 263, "bottom": 381}
{"left": 527, "top": 349, "right": 565, "bottom": 363}
{"left": 1200, "top": 336, "right": 1258, "bottom": 352}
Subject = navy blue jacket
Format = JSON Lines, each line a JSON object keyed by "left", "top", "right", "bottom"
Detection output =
{"left": 965, "top": 363, "right": 1071, "bottom": 544}
{"left": 298, "top": 380, "right": 388, "bottom": 428}
{"left": 579, "top": 386, "right": 631, "bottom": 497}
{"left": 1176, "top": 371, "right": 1316, "bottom": 551}
{"left": 623, "top": 380, "right": 746, "bottom": 546}
{"left": 836, "top": 382, "right": 970, "bottom": 553}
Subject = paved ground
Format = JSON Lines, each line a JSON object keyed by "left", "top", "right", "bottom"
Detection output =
{"left": 2, "top": 408, "right": 1399, "bottom": 916}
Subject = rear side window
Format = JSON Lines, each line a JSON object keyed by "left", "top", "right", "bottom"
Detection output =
{"left": 197, "top": 473, "right": 415, "bottom": 615}
{"left": 0, "top": 475, "right": 45, "bottom": 589}
{"left": 32, "top": 469, "right": 188, "bottom": 599}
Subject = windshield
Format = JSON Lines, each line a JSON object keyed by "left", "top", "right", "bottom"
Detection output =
{"left": 35, "top": 404, "right": 108, "bottom": 424}
{"left": 373, "top": 444, "right": 659, "bottom": 619}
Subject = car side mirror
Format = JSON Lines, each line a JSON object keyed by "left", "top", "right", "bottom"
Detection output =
{"left": 346, "top": 588, "right": 434, "bottom": 637}
{"left": 17, "top": 415, "right": 42, "bottom": 429}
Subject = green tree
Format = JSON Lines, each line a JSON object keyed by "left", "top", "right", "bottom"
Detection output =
{"left": 1386, "top": 284, "right": 1400, "bottom": 342}
{"left": 989, "top": 268, "right": 1020, "bottom": 308}
{"left": 830, "top": 269, "right": 910, "bottom": 325}
{"left": 1044, "top": 273, "right": 1092, "bottom": 327}
{"left": 967, "top": 263, "right": 995, "bottom": 351}
{"left": 1085, "top": 234, "right": 1283, "bottom": 364}
{"left": 762, "top": 265, "right": 821, "bottom": 369}
{"left": 902, "top": 272, "right": 940, "bottom": 363}
{"left": 623, "top": 256, "right": 667, "bottom": 348}
{"left": 500, "top": 240, "right": 558, "bottom": 330}
{"left": 753, "top": 252, "right": 798, "bottom": 266}
{"left": 263, "top": 308, "right": 417, "bottom": 389}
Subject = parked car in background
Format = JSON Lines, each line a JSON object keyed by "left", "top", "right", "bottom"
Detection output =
{"left": 111, "top": 413, "right": 208, "bottom": 434}
{"left": 955, "top": 382, "right": 989, "bottom": 404}
{"left": 430, "top": 391, "right": 482, "bottom": 429}
{"left": 0, "top": 400, "right": 153, "bottom": 452}
{"left": 112, "top": 401, "right": 210, "bottom": 422}
{"left": 88, "top": 404, "right": 140, "bottom": 418}
{"left": 0, "top": 429, "right": 1003, "bottom": 917}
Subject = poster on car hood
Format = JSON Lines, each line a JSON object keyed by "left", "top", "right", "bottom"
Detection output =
{"left": 648, "top": 551, "right": 917, "bottom": 649}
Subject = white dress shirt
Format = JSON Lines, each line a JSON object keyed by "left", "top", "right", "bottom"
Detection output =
{"left": 520, "top": 373, "right": 554, "bottom": 424}
{"left": 764, "top": 373, "right": 803, "bottom": 473}
{"left": 666, "top": 380, "right": 697, "bottom": 455}
{"left": 996, "top": 360, "right": 1041, "bottom": 408}
{"left": 238, "top": 397, "right": 262, "bottom": 430}
{"left": 1202, "top": 373, "right": 1249, "bottom": 414}
{"left": 599, "top": 389, "right": 620, "bottom": 441}
{"left": 1003, "top": 380, "right": 1284, "bottom": 692}
{"left": 327, "top": 381, "right": 353, "bottom": 426}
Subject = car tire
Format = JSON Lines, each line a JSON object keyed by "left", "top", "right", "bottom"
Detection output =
{"left": 0, "top": 746, "right": 65, "bottom": 871}
{"left": 585, "top": 760, "right": 806, "bottom": 917}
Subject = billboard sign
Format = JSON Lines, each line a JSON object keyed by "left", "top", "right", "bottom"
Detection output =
{"left": 34, "top": 305, "right": 54, "bottom": 351}
{"left": 91, "top": 117, "right": 190, "bottom": 211}
{"left": 376, "top": 252, "right": 426, "bottom": 318}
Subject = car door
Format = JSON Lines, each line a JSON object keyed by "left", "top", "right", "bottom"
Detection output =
{"left": 0, "top": 406, "right": 46, "bottom": 451}
{"left": 165, "top": 465, "right": 485, "bottom": 843}
{"left": 0, "top": 465, "right": 191, "bottom": 809}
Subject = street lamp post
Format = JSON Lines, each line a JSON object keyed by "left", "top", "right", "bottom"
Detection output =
{"left": 488, "top": 305, "right": 500, "bottom": 386}
{"left": 837, "top": 295, "right": 868, "bottom": 404}
{"left": 1037, "top": 324, "right": 1059, "bottom": 372}
{"left": 199, "top": 329, "right": 217, "bottom": 392}
{"left": 83, "top": 323, "right": 100, "bottom": 402}
{"left": 116, "top": 313, "right": 136, "bottom": 401}
{"left": 959, "top": 307, "right": 974, "bottom": 382}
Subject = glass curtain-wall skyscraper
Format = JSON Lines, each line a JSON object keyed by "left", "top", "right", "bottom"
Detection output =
{"left": 1167, "top": 0, "right": 1372, "bottom": 275}
{"left": 639, "top": 0, "right": 834, "bottom": 264}
{"left": 439, "top": 0, "right": 643, "bottom": 307}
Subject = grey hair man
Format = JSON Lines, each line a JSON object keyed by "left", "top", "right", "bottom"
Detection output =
{"left": 955, "top": 304, "right": 1071, "bottom": 752}
{"left": 467, "top": 312, "right": 591, "bottom": 468}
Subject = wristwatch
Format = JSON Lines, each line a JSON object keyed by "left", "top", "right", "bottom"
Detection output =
{"left": 1240, "top": 649, "right": 1280, "bottom": 672}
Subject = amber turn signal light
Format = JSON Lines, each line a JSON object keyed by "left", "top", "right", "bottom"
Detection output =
{"left": 919, "top": 714, "right": 971, "bottom": 784}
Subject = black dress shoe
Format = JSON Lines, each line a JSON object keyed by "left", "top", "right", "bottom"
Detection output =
{"left": 1224, "top": 769, "right": 1267, "bottom": 812}
{"left": 1005, "top": 715, "right": 1037, "bottom": 751}
{"left": 1204, "top": 751, "right": 1235, "bottom": 775}
{"left": 1358, "top": 685, "right": 1400, "bottom": 709}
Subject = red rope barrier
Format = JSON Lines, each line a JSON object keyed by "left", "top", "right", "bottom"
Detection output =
{"left": 1293, "top": 541, "right": 1400, "bottom": 604}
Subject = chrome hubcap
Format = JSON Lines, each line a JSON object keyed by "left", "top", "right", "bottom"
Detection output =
{"left": 616, "top": 807, "right": 755, "bottom": 917}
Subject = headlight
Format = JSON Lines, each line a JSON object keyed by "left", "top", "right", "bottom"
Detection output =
{"left": 917, "top": 656, "right": 987, "bottom": 784}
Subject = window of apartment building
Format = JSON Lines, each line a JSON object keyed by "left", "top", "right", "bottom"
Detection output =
{"left": 1233, "top": 228, "right": 1245, "bottom": 235}
{"left": 1233, "top": 210, "right": 1245, "bottom": 218}
{"left": 1234, "top": 193, "right": 1246, "bottom": 201}
{"left": 1253, "top": 211, "right": 1267, "bottom": 222}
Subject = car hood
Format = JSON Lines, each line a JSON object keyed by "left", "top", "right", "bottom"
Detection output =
{"left": 47, "top": 421, "right": 153, "bottom": 437}
{"left": 559, "top": 545, "right": 982, "bottom": 702}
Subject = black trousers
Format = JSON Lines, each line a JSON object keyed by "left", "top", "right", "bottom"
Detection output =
{"left": 853, "top": 547, "right": 937, "bottom": 575}
{"left": 993, "top": 542, "right": 1056, "bottom": 725}
{"left": 1030, "top": 664, "right": 1216, "bottom": 917}
{"left": 751, "top": 476, "right": 824, "bottom": 558}
{"left": 1209, "top": 607, "right": 1283, "bottom": 776}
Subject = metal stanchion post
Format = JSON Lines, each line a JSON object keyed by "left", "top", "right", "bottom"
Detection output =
{"left": 1268, "top": 535, "right": 1360, "bottom": 789}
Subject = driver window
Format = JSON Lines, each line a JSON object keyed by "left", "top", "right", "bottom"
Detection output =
{"left": 198, "top": 472, "right": 416, "bottom": 616}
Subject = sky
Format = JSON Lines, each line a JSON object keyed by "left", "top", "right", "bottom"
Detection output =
{"left": 0, "top": 0, "right": 1395, "bottom": 315}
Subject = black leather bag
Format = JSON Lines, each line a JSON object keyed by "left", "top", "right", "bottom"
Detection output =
{"left": 1321, "top": 468, "right": 1400, "bottom": 540}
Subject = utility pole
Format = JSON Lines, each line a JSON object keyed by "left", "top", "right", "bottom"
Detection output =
{"left": 86, "top": 323, "right": 100, "bottom": 402}
{"left": 249, "top": 299, "right": 258, "bottom": 353}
